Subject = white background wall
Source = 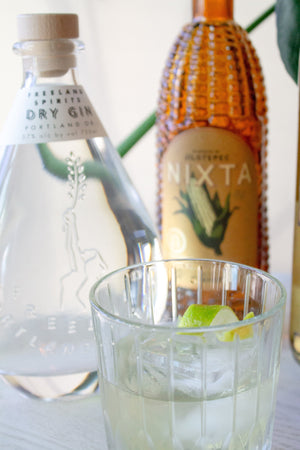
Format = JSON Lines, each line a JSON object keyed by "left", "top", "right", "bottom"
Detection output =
{"left": 0, "top": 0, "right": 298, "bottom": 294}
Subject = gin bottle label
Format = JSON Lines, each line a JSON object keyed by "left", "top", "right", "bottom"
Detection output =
{"left": 0, "top": 85, "right": 106, "bottom": 145}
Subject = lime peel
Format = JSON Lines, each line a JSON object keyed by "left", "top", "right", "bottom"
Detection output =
{"left": 178, "top": 304, "right": 255, "bottom": 341}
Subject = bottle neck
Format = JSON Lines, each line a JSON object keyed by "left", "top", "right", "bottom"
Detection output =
{"left": 193, "top": 0, "right": 234, "bottom": 20}
{"left": 13, "top": 38, "right": 83, "bottom": 87}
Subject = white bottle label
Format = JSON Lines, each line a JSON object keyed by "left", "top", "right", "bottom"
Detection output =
{"left": 0, "top": 85, "right": 106, "bottom": 145}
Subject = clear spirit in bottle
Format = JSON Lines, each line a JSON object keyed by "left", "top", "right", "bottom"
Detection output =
{"left": 0, "top": 14, "right": 161, "bottom": 399}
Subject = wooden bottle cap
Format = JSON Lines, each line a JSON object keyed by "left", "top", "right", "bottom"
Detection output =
{"left": 17, "top": 14, "right": 79, "bottom": 41}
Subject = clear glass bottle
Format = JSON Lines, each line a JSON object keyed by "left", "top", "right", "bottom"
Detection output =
{"left": 156, "top": 0, "right": 269, "bottom": 270}
{"left": 290, "top": 62, "right": 300, "bottom": 364}
{"left": 0, "top": 14, "right": 161, "bottom": 399}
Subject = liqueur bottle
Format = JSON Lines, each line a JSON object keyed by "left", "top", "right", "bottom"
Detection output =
{"left": 156, "top": 0, "right": 269, "bottom": 270}
{"left": 0, "top": 14, "right": 161, "bottom": 399}
{"left": 291, "top": 65, "right": 300, "bottom": 364}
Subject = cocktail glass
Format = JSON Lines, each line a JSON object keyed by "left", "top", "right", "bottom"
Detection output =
{"left": 90, "top": 259, "right": 286, "bottom": 450}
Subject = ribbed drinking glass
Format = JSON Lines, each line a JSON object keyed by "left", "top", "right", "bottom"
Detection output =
{"left": 90, "top": 259, "right": 286, "bottom": 450}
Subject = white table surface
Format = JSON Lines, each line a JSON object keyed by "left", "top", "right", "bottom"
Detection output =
{"left": 0, "top": 337, "right": 299, "bottom": 450}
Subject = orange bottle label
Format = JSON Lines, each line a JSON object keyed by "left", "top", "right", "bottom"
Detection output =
{"left": 161, "top": 127, "right": 258, "bottom": 266}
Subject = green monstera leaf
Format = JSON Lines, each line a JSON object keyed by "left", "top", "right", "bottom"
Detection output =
{"left": 276, "top": 0, "right": 300, "bottom": 83}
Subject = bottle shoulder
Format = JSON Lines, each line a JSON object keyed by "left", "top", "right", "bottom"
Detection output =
{"left": 157, "top": 19, "right": 267, "bottom": 148}
{"left": 160, "top": 19, "right": 266, "bottom": 104}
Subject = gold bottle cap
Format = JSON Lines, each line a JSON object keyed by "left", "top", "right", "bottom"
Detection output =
{"left": 17, "top": 13, "right": 79, "bottom": 41}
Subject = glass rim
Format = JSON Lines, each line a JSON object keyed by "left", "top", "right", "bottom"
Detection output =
{"left": 89, "top": 258, "right": 287, "bottom": 333}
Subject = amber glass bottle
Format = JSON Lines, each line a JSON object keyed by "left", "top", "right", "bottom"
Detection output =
{"left": 156, "top": 0, "right": 269, "bottom": 270}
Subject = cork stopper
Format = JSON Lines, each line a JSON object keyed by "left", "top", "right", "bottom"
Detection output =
{"left": 17, "top": 14, "right": 79, "bottom": 41}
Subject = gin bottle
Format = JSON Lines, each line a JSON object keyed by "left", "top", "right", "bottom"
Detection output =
{"left": 0, "top": 14, "right": 161, "bottom": 399}
{"left": 156, "top": 0, "right": 269, "bottom": 270}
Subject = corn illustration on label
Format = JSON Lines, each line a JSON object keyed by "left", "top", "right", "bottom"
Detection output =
{"left": 161, "top": 127, "right": 258, "bottom": 266}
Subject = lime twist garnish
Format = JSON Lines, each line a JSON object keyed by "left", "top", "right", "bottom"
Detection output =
{"left": 178, "top": 304, "right": 254, "bottom": 341}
